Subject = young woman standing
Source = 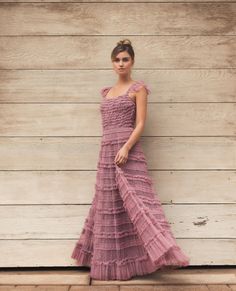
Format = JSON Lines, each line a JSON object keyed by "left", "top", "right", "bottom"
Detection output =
{"left": 71, "top": 39, "right": 190, "bottom": 281}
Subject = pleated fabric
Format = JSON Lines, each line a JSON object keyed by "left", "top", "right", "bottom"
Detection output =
{"left": 71, "top": 80, "right": 190, "bottom": 280}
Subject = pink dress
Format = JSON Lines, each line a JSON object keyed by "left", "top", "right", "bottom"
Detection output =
{"left": 71, "top": 80, "right": 190, "bottom": 280}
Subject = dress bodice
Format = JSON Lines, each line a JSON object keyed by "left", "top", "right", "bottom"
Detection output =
{"left": 100, "top": 80, "right": 151, "bottom": 131}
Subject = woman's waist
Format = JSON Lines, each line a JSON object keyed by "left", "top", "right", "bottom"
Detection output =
{"left": 102, "top": 126, "right": 134, "bottom": 141}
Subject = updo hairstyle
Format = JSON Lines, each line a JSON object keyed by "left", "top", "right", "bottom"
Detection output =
{"left": 111, "top": 39, "right": 135, "bottom": 62}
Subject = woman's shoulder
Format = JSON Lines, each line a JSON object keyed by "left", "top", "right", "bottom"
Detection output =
{"left": 132, "top": 80, "right": 151, "bottom": 95}
{"left": 100, "top": 85, "right": 112, "bottom": 97}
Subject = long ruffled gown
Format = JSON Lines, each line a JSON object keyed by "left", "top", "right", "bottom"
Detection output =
{"left": 71, "top": 80, "right": 190, "bottom": 280}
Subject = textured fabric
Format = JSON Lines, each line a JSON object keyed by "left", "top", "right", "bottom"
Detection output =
{"left": 71, "top": 80, "right": 190, "bottom": 280}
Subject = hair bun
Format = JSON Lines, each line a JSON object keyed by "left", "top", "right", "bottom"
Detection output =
{"left": 111, "top": 38, "right": 135, "bottom": 61}
{"left": 117, "top": 39, "right": 132, "bottom": 46}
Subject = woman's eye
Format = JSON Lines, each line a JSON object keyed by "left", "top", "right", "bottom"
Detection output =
{"left": 114, "top": 58, "right": 130, "bottom": 62}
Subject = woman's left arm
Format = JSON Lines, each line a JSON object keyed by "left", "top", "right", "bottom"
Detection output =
{"left": 114, "top": 86, "right": 148, "bottom": 166}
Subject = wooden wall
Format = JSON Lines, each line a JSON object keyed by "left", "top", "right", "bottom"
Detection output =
{"left": 0, "top": 1, "right": 235, "bottom": 267}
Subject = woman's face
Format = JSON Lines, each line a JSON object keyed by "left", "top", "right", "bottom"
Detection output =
{"left": 112, "top": 51, "right": 134, "bottom": 76}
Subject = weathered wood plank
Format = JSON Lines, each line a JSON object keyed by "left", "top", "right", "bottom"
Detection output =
{"left": 0, "top": 137, "right": 235, "bottom": 170}
{"left": 207, "top": 285, "right": 232, "bottom": 291}
{"left": 0, "top": 240, "right": 235, "bottom": 267}
{"left": 0, "top": 36, "right": 235, "bottom": 69}
{"left": 0, "top": 3, "right": 236, "bottom": 35}
{"left": 92, "top": 268, "right": 236, "bottom": 285}
{"left": 0, "top": 271, "right": 236, "bottom": 286}
{"left": 70, "top": 287, "right": 119, "bottom": 291}
{"left": 120, "top": 286, "right": 209, "bottom": 291}
{"left": 0, "top": 270, "right": 90, "bottom": 285}
{"left": 13, "top": 286, "right": 70, "bottom": 291}
{"left": 1, "top": 70, "right": 235, "bottom": 103}
{"left": 0, "top": 205, "right": 235, "bottom": 238}
{"left": 0, "top": 284, "right": 235, "bottom": 290}
{"left": 0, "top": 170, "right": 235, "bottom": 204}
{"left": 0, "top": 103, "right": 235, "bottom": 136}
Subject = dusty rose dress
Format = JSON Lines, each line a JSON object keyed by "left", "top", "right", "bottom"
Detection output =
{"left": 71, "top": 80, "right": 190, "bottom": 280}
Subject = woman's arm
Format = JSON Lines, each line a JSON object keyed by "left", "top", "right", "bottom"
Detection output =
{"left": 114, "top": 86, "right": 148, "bottom": 166}
{"left": 124, "top": 86, "right": 148, "bottom": 150}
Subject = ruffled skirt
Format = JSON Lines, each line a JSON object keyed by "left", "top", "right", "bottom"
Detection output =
{"left": 71, "top": 126, "right": 190, "bottom": 280}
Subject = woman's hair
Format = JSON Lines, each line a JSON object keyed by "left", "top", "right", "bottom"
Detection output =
{"left": 111, "top": 39, "right": 135, "bottom": 62}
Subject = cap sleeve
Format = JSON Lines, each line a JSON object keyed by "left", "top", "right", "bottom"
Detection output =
{"left": 100, "top": 86, "right": 111, "bottom": 98}
{"left": 132, "top": 80, "right": 151, "bottom": 95}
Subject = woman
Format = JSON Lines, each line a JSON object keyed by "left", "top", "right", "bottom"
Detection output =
{"left": 71, "top": 39, "right": 190, "bottom": 281}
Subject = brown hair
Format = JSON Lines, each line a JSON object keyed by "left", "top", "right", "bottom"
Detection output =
{"left": 111, "top": 39, "right": 135, "bottom": 62}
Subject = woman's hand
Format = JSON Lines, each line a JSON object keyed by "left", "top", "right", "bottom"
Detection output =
{"left": 114, "top": 145, "right": 129, "bottom": 166}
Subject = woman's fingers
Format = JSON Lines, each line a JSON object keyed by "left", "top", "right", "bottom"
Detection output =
{"left": 115, "top": 157, "right": 127, "bottom": 165}
{"left": 114, "top": 148, "right": 128, "bottom": 165}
